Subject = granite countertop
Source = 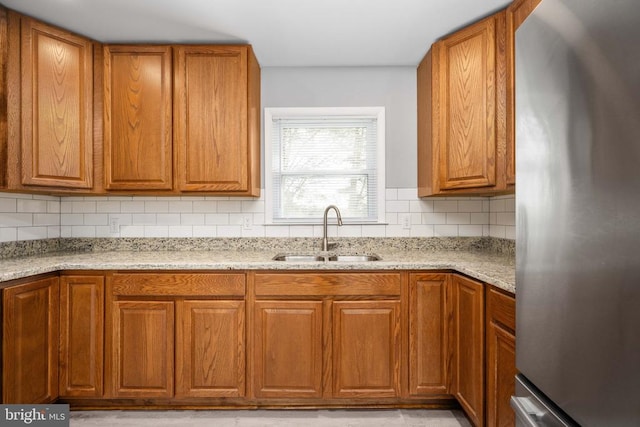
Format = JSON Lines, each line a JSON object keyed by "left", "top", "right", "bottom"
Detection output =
{"left": 0, "top": 240, "right": 515, "bottom": 293}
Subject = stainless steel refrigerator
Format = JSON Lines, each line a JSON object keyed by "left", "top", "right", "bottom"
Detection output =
{"left": 512, "top": 0, "right": 640, "bottom": 425}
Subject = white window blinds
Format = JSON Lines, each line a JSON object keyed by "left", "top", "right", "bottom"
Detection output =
{"left": 266, "top": 108, "right": 385, "bottom": 223}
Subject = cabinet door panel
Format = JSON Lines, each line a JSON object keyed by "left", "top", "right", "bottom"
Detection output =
{"left": 175, "top": 46, "right": 248, "bottom": 192}
{"left": 332, "top": 300, "right": 400, "bottom": 398}
{"left": 59, "top": 275, "right": 104, "bottom": 397}
{"left": 21, "top": 18, "right": 93, "bottom": 188}
{"left": 176, "top": 300, "right": 245, "bottom": 398}
{"left": 104, "top": 45, "right": 173, "bottom": 190}
{"left": 487, "top": 321, "right": 516, "bottom": 427}
{"left": 438, "top": 16, "right": 496, "bottom": 190}
{"left": 451, "top": 275, "right": 485, "bottom": 426}
{"left": 253, "top": 301, "right": 323, "bottom": 398}
{"left": 109, "top": 301, "right": 174, "bottom": 398}
{"left": 409, "top": 274, "right": 449, "bottom": 395}
{"left": 2, "top": 276, "right": 59, "bottom": 403}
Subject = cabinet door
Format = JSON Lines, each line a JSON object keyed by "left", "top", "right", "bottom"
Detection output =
{"left": 436, "top": 15, "right": 497, "bottom": 191}
{"left": 2, "top": 276, "right": 59, "bottom": 404}
{"left": 20, "top": 17, "right": 93, "bottom": 189}
{"left": 176, "top": 300, "right": 245, "bottom": 398}
{"left": 103, "top": 45, "right": 173, "bottom": 190}
{"left": 253, "top": 300, "right": 323, "bottom": 398}
{"left": 451, "top": 275, "right": 485, "bottom": 427}
{"left": 108, "top": 300, "right": 174, "bottom": 398}
{"left": 59, "top": 275, "right": 104, "bottom": 397}
{"left": 332, "top": 300, "right": 401, "bottom": 398}
{"left": 174, "top": 46, "right": 256, "bottom": 193}
{"left": 408, "top": 273, "right": 449, "bottom": 395}
{"left": 486, "top": 287, "right": 517, "bottom": 427}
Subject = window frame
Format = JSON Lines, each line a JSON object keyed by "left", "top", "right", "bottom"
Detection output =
{"left": 265, "top": 107, "right": 386, "bottom": 225}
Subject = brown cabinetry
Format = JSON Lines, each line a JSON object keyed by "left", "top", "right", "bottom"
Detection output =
{"left": 59, "top": 274, "right": 105, "bottom": 397}
{"left": 408, "top": 273, "right": 449, "bottom": 396}
{"left": 253, "top": 300, "right": 323, "bottom": 398}
{"left": 176, "top": 299, "right": 246, "bottom": 398}
{"left": 418, "top": 10, "right": 512, "bottom": 196}
{"left": 486, "top": 286, "right": 516, "bottom": 427}
{"left": 174, "top": 45, "right": 260, "bottom": 195}
{"left": 332, "top": 300, "right": 400, "bottom": 398}
{"left": 0, "top": 12, "right": 94, "bottom": 192}
{"left": 451, "top": 274, "right": 485, "bottom": 426}
{"left": 252, "top": 272, "right": 402, "bottom": 400}
{"left": 103, "top": 45, "right": 173, "bottom": 190}
{"left": 105, "top": 273, "right": 246, "bottom": 399}
{"left": 2, "top": 275, "right": 59, "bottom": 403}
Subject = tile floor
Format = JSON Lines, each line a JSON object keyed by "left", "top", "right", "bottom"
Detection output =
{"left": 70, "top": 409, "right": 473, "bottom": 427}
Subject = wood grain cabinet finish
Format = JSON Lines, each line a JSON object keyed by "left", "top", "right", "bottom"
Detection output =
{"left": 2, "top": 275, "right": 59, "bottom": 404}
{"left": 108, "top": 300, "right": 175, "bottom": 398}
{"left": 0, "top": 7, "right": 8, "bottom": 189}
{"left": 332, "top": 300, "right": 401, "bottom": 398}
{"left": 19, "top": 17, "right": 94, "bottom": 189}
{"left": 418, "top": 10, "right": 512, "bottom": 196}
{"left": 253, "top": 300, "right": 323, "bottom": 399}
{"left": 486, "top": 286, "right": 516, "bottom": 427}
{"left": 451, "top": 274, "right": 485, "bottom": 427}
{"left": 408, "top": 273, "right": 449, "bottom": 396}
{"left": 103, "top": 45, "right": 173, "bottom": 190}
{"left": 59, "top": 274, "right": 105, "bottom": 397}
{"left": 174, "top": 45, "right": 260, "bottom": 195}
{"left": 176, "top": 300, "right": 245, "bottom": 398}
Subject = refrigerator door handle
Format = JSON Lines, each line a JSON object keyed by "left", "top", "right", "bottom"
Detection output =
{"left": 511, "top": 396, "right": 546, "bottom": 427}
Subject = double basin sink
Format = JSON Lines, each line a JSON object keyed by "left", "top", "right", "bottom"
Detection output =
{"left": 273, "top": 254, "right": 381, "bottom": 262}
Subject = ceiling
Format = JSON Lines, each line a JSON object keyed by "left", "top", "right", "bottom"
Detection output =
{"left": 0, "top": 0, "right": 510, "bottom": 67}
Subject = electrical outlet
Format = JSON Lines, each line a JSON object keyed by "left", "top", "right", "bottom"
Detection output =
{"left": 242, "top": 215, "right": 253, "bottom": 230}
{"left": 109, "top": 217, "right": 120, "bottom": 234}
{"left": 400, "top": 213, "right": 411, "bottom": 229}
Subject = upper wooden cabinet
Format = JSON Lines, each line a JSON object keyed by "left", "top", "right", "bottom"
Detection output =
{"left": 102, "top": 44, "right": 261, "bottom": 195}
{"left": 19, "top": 16, "right": 94, "bottom": 189}
{"left": 418, "top": 10, "right": 512, "bottom": 197}
{"left": 103, "top": 45, "right": 173, "bottom": 190}
{"left": 174, "top": 46, "right": 260, "bottom": 195}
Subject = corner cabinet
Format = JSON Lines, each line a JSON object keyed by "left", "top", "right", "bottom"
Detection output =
{"left": 5, "top": 13, "right": 95, "bottom": 192}
{"left": 418, "top": 10, "right": 512, "bottom": 197}
{"left": 2, "top": 275, "right": 59, "bottom": 404}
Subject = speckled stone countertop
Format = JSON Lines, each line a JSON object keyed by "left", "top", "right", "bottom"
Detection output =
{"left": 0, "top": 237, "right": 515, "bottom": 293}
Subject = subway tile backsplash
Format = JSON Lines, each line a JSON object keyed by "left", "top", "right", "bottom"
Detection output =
{"left": 0, "top": 191, "right": 516, "bottom": 242}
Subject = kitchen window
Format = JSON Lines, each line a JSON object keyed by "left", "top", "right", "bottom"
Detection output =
{"left": 265, "top": 107, "right": 385, "bottom": 224}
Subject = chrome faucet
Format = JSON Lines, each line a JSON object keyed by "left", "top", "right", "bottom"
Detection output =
{"left": 322, "top": 205, "right": 343, "bottom": 251}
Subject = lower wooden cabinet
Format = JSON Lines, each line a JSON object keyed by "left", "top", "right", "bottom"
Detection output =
{"left": 332, "top": 300, "right": 400, "bottom": 398}
{"left": 253, "top": 300, "right": 323, "bottom": 399}
{"left": 408, "top": 273, "right": 449, "bottom": 396}
{"left": 176, "top": 300, "right": 246, "bottom": 398}
{"left": 105, "top": 272, "right": 246, "bottom": 399}
{"left": 2, "top": 275, "right": 59, "bottom": 403}
{"left": 59, "top": 274, "right": 105, "bottom": 397}
{"left": 486, "top": 286, "right": 516, "bottom": 427}
{"left": 451, "top": 274, "right": 485, "bottom": 427}
{"left": 109, "top": 300, "right": 175, "bottom": 398}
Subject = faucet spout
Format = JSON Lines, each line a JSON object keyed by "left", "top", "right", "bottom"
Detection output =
{"left": 322, "top": 205, "right": 343, "bottom": 251}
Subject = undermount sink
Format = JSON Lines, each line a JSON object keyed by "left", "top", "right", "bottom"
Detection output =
{"left": 272, "top": 254, "right": 381, "bottom": 262}
{"left": 272, "top": 254, "right": 326, "bottom": 262}
{"left": 327, "top": 254, "right": 381, "bottom": 262}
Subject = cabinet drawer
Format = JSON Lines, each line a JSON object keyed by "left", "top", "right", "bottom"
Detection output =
{"left": 109, "top": 273, "right": 245, "bottom": 297}
{"left": 254, "top": 273, "right": 401, "bottom": 297}
{"left": 487, "top": 286, "right": 515, "bottom": 332}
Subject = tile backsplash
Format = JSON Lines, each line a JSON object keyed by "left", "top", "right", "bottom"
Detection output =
{"left": 0, "top": 191, "right": 515, "bottom": 242}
